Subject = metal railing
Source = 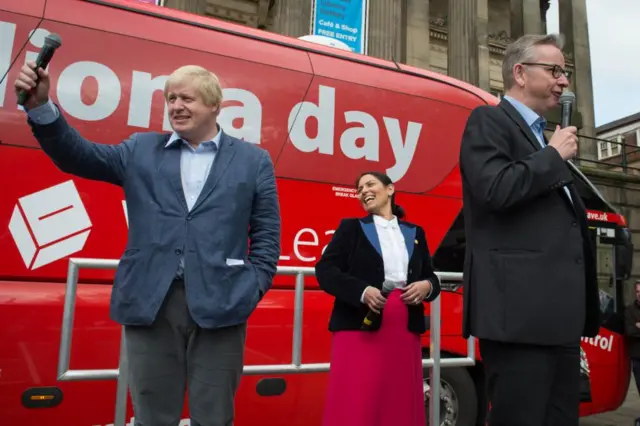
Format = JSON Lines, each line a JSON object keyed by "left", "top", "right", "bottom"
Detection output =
{"left": 57, "top": 258, "right": 476, "bottom": 426}
{"left": 547, "top": 129, "right": 640, "bottom": 175}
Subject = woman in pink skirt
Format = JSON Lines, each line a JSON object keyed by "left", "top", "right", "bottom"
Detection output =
{"left": 315, "top": 171, "right": 441, "bottom": 426}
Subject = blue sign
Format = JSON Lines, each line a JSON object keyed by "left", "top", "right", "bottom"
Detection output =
{"left": 312, "top": 0, "right": 367, "bottom": 54}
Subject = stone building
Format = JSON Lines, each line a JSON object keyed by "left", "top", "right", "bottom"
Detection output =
{"left": 160, "top": 0, "right": 640, "bottom": 294}
{"left": 596, "top": 113, "right": 640, "bottom": 176}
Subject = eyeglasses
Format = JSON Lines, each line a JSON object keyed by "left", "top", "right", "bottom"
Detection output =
{"left": 520, "top": 62, "right": 572, "bottom": 79}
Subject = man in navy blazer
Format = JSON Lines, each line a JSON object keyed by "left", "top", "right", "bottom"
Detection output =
{"left": 15, "top": 62, "right": 281, "bottom": 426}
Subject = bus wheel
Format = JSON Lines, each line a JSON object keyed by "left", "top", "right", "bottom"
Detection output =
{"left": 423, "top": 366, "right": 478, "bottom": 426}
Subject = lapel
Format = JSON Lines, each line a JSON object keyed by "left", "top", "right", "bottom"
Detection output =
{"left": 191, "top": 131, "right": 237, "bottom": 212}
{"left": 499, "top": 99, "right": 543, "bottom": 153}
{"left": 399, "top": 222, "right": 416, "bottom": 260}
{"left": 164, "top": 135, "right": 189, "bottom": 213}
{"left": 358, "top": 215, "right": 416, "bottom": 261}
{"left": 566, "top": 183, "right": 583, "bottom": 218}
{"left": 501, "top": 100, "right": 577, "bottom": 212}
{"left": 542, "top": 133, "right": 578, "bottom": 213}
{"left": 359, "top": 216, "right": 382, "bottom": 258}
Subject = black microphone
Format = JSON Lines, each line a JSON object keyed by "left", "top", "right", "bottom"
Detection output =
{"left": 559, "top": 91, "right": 575, "bottom": 128}
{"left": 17, "top": 33, "right": 62, "bottom": 107}
{"left": 361, "top": 281, "right": 395, "bottom": 330}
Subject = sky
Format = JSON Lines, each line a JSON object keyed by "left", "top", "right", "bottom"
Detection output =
{"left": 546, "top": 0, "right": 640, "bottom": 128}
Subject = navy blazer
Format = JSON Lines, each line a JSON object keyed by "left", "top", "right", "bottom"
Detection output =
{"left": 315, "top": 215, "right": 440, "bottom": 334}
{"left": 28, "top": 112, "right": 281, "bottom": 329}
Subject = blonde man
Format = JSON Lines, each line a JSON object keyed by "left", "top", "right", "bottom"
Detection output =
{"left": 459, "top": 34, "right": 599, "bottom": 426}
{"left": 15, "top": 62, "right": 281, "bottom": 425}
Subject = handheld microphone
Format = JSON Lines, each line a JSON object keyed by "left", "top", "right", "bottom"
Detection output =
{"left": 361, "top": 281, "right": 396, "bottom": 330}
{"left": 17, "top": 33, "right": 62, "bottom": 107}
{"left": 559, "top": 91, "right": 575, "bottom": 129}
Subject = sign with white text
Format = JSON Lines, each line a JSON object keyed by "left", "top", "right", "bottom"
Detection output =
{"left": 312, "top": 0, "right": 367, "bottom": 54}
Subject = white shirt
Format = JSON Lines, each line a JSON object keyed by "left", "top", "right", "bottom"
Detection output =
{"left": 360, "top": 215, "right": 409, "bottom": 302}
{"left": 374, "top": 215, "right": 409, "bottom": 285}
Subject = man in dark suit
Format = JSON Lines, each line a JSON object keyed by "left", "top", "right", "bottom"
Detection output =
{"left": 15, "top": 62, "right": 280, "bottom": 426}
{"left": 459, "top": 34, "right": 600, "bottom": 426}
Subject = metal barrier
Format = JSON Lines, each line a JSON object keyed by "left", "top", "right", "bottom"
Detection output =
{"left": 58, "top": 258, "right": 476, "bottom": 426}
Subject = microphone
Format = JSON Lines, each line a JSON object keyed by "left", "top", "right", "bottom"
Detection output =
{"left": 361, "top": 281, "right": 396, "bottom": 330}
{"left": 17, "top": 33, "right": 62, "bottom": 106}
{"left": 559, "top": 91, "right": 575, "bottom": 129}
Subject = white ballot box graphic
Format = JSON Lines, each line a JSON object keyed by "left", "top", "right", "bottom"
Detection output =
{"left": 9, "top": 180, "right": 92, "bottom": 270}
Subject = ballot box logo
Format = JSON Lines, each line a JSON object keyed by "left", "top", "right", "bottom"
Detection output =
{"left": 9, "top": 180, "right": 92, "bottom": 270}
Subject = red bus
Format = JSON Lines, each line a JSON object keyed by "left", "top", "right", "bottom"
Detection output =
{"left": 0, "top": 1, "right": 633, "bottom": 425}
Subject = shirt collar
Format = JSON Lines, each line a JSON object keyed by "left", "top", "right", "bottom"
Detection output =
{"left": 503, "top": 95, "right": 546, "bottom": 130}
{"left": 373, "top": 214, "right": 399, "bottom": 229}
{"left": 165, "top": 125, "right": 223, "bottom": 150}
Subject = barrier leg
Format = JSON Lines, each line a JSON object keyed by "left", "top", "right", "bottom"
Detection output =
{"left": 292, "top": 272, "right": 304, "bottom": 366}
{"left": 114, "top": 328, "right": 129, "bottom": 426}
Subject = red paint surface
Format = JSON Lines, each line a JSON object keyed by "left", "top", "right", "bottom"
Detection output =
{"left": 0, "top": 1, "right": 630, "bottom": 424}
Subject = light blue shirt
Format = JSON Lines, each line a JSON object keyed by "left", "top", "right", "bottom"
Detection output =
{"left": 503, "top": 95, "right": 572, "bottom": 204}
{"left": 26, "top": 100, "right": 220, "bottom": 278}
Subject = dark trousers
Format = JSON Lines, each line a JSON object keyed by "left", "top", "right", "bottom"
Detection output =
{"left": 124, "top": 280, "right": 247, "bottom": 426}
{"left": 479, "top": 339, "right": 581, "bottom": 426}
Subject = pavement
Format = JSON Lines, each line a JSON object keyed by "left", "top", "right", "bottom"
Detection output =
{"left": 580, "top": 380, "right": 639, "bottom": 425}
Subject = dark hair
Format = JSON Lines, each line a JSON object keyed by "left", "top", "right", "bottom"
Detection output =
{"left": 355, "top": 171, "right": 406, "bottom": 220}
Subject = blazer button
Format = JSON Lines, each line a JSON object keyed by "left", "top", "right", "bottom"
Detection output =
{"left": 572, "top": 222, "right": 578, "bottom": 227}
{"left": 576, "top": 257, "right": 583, "bottom": 264}
{"left": 175, "top": 249, "right": 182, "bottom": 255}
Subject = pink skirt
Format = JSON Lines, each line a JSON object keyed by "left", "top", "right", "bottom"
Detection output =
{"left": 321, "top": 289, "right": 425, "bottom": 426}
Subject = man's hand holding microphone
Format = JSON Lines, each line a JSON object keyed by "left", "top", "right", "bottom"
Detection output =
{"left": 548, "top": 125, "right": 579, "bottom": 161}
{"left": 13, "top": 32, "right": 61, "bottom": 109}
{"left": 14, "top": 60, "right": 51, "bottom": 110}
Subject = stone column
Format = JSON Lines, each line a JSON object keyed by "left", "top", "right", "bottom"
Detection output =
{"left": 511, "top": 0, "right": 542, "bottom": 39}
{"left": 405, "top": 0, "right": 430, "bottom": 69}
{"left": 367, "top": 0, "right": 404, "bottom": 61}
{"left": 522, "top": 0, "right": 543, "bottom": 34}
{"left": 510, "top": 0, "right": 524, "bottom": 39}
{"left": 272, "top": 0, "right": 312, "bottom": 38}
{"left": 447, "top": 0, "right": 490, "bottom": 91}
{"left": 559, "top": 0, "right": 597, "bottom": 162}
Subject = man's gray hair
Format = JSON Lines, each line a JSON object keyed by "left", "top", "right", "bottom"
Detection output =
{"left": 502, "top": 33, "right": 565, "bottom": 90}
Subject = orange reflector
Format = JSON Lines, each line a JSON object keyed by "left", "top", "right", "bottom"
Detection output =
{"left": 22, "top": 387, "right": 63, "bottom": 408}
{"left": 30, "top": 395, "right": 54, "bottom": 401}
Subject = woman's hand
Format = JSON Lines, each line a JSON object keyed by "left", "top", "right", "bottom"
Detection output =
{"left": 363, "top": 286, "right": 387, "bottom": 313}
{"left": 401, "top": 280, "right": 432, "bottom": 305}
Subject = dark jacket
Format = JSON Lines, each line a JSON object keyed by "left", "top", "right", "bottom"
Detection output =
{"left": 314, "top": 215, "right": 441, "bottom": 334}
{"left": 459, "top": 99, "right": 600, "bottom": 346}
{"left": 624, "top": 302, "right": 640, "bottom": 359}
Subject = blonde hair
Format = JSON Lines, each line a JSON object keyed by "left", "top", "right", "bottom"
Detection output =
{"left": 502, "top": 33, "right": 565, "bottom": 90}
{"left": 164, "top": 65, "right": 223, "bottom": 107}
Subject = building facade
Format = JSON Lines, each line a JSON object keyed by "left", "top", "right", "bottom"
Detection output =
{"left": 596, "top": 112, "right": 640, "bottom": 175}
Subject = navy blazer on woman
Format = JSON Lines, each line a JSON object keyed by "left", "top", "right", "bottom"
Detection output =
{"left": 315, "top": 214, "right": 441, "bottom": 334}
